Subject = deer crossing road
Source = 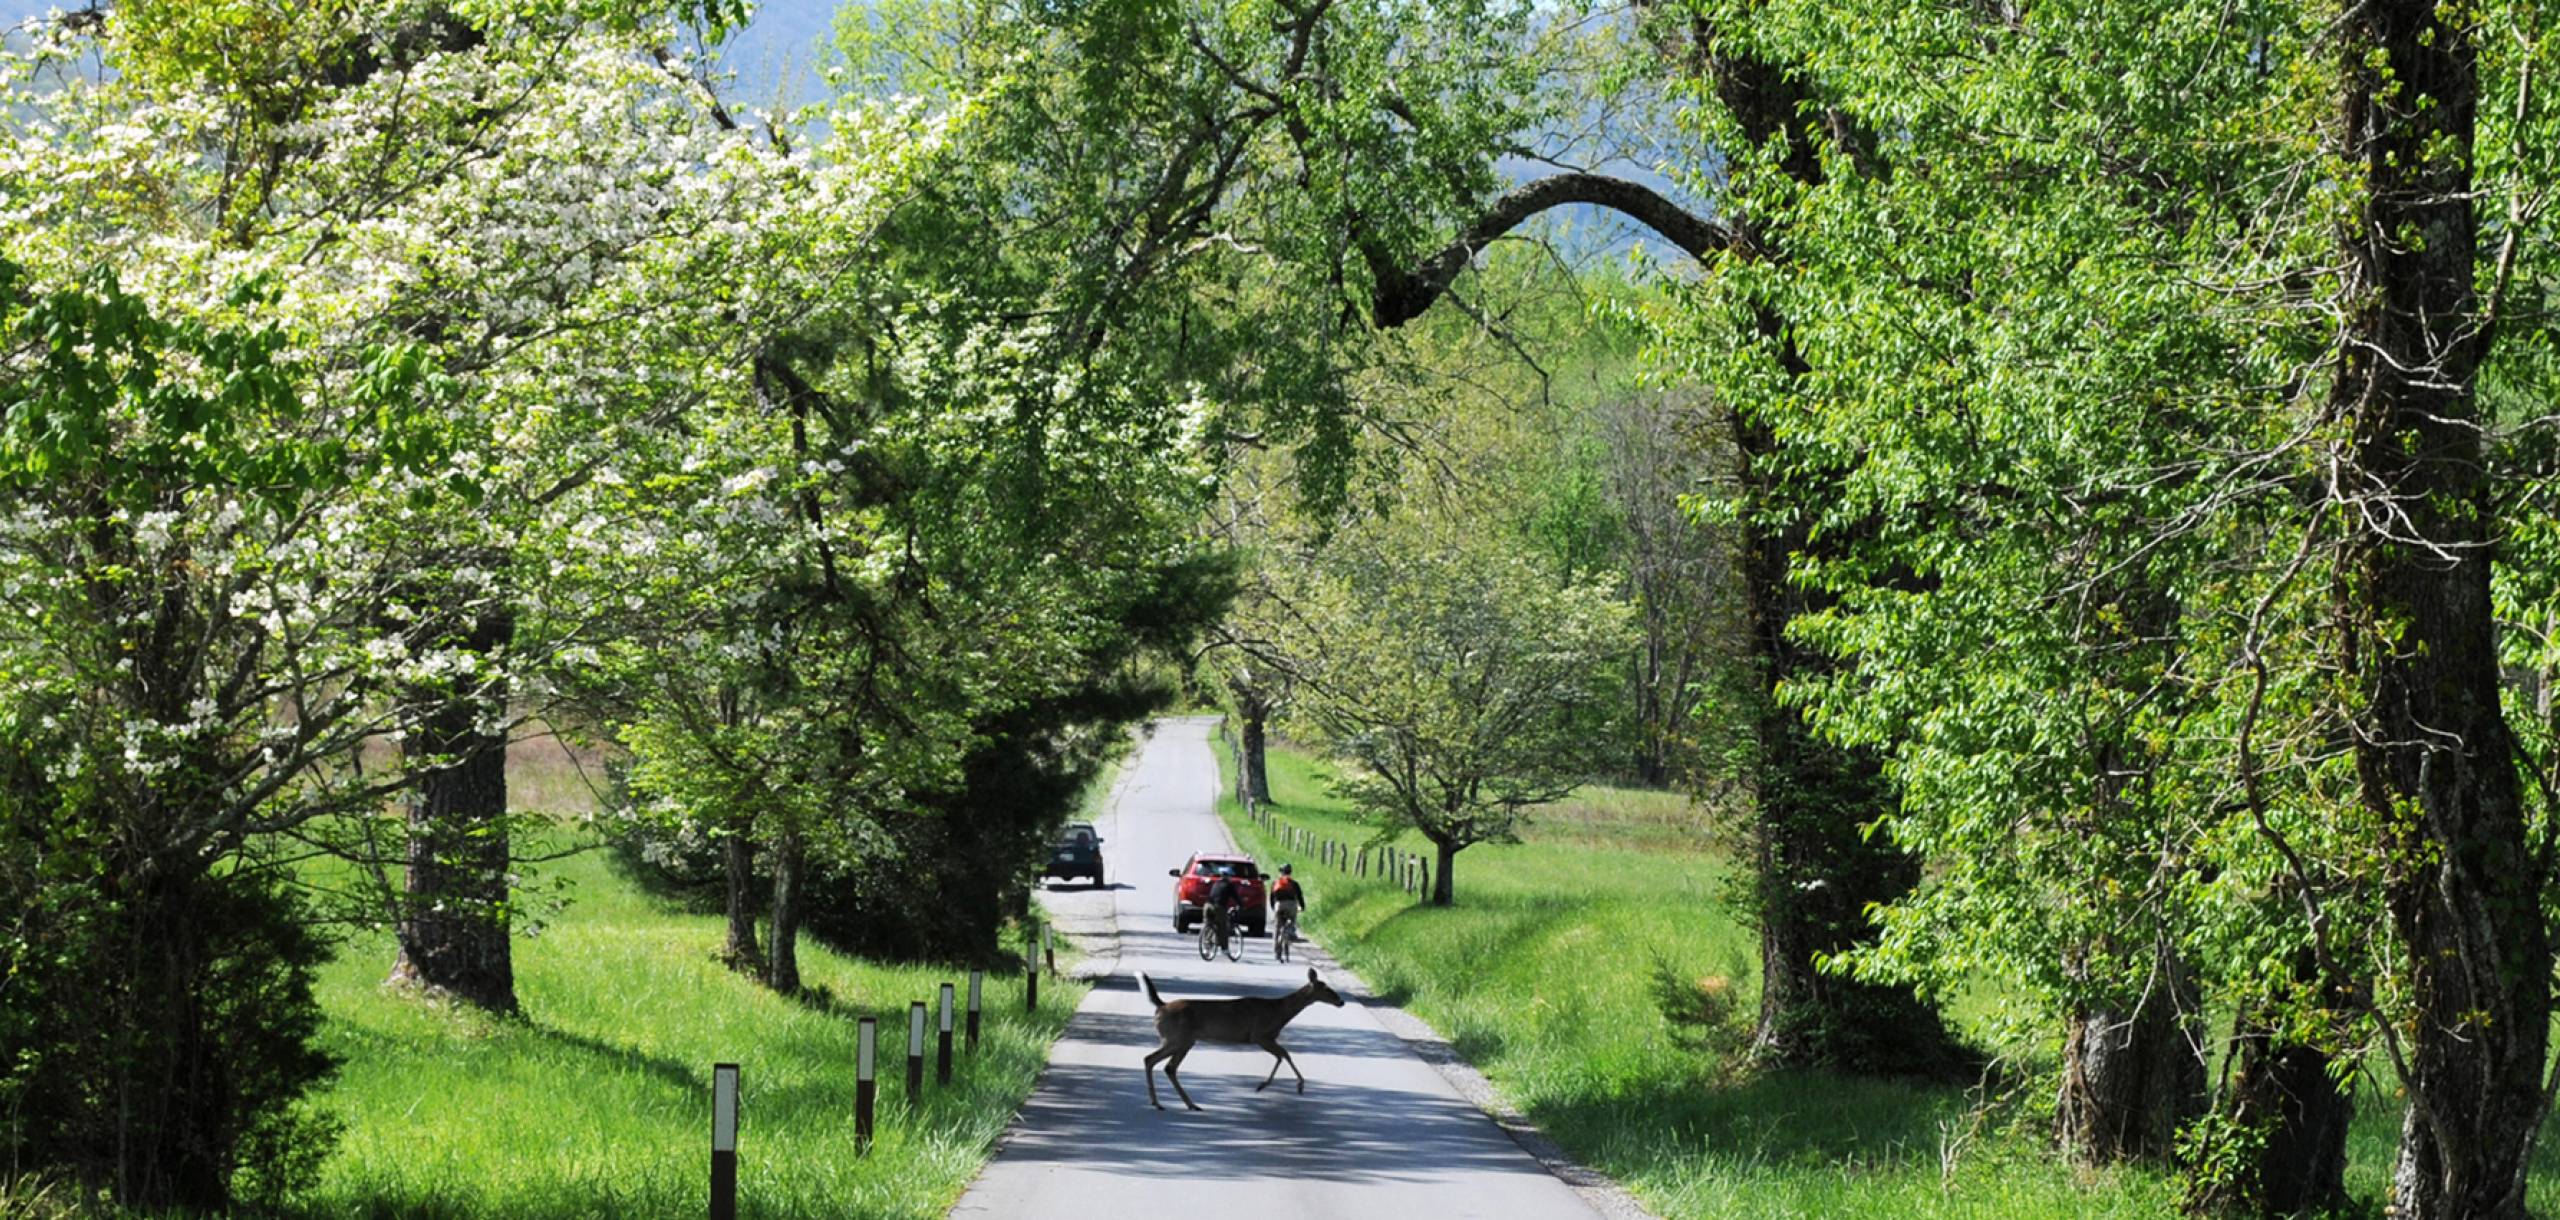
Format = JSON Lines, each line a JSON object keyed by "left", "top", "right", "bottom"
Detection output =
{"left": 949, "top": 716, "right": 1608, "bottom": 1220}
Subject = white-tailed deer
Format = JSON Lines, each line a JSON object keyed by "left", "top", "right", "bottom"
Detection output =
{"left": 1139, "top": 967, "right": 1344, "bottom": 1111}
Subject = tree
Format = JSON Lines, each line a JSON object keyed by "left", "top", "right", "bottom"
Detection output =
{"left": 1661, "top": 0, "right": 2355, "bottom": 1187}
{"left": 1202, "top": 582, "right": 1296, "bottom": 809}
{"left": 1279, "top": 499, "right": 1634, "bottom": 904}
{"left": 2332, "top": 3, "right": 2547, "bottom": 1213}
{"left": 9, "top": 0, "right": 798, "bottom": 1019}
{"left": 572, "top": 32, "right": 1240, "bottom": 976}
{"left": 0, "top": 265, "right": 430, "bottom": 1209}
{"left": 1593, "top": 388, "right": 1739, "bottom": 790}
{"left": 0, "top": 1, "right": 837, "bottom": 1196}
{"left": 1652, "top": 0, "right": 2558, "bottom": 1208}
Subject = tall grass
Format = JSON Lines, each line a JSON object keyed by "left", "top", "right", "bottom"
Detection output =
{"left": 1220, "top": 743, "right": 2187, "bottom": 1219}
{"left": 288, "top": 741, "right": 1082, "bottom": 1219}
{"left": 1222, "top": 741, "right": 2560, "bottom": 1216}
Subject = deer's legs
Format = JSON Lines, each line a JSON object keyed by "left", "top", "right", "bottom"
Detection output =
{"left": 1254, "top": 1035, "right": 1306, "bottom": 1093}
{"left": 1145, "top": 1038, "right": 1201, "bottom": 1111}
{"left": 1144, "top": 1046, "right": 1171, "bottom": 1110}
{"left": 1161, "top": 1043, "right": 1201, "bottom": 1111}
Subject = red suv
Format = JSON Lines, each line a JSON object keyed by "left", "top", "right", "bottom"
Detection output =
{"left": 1168, "top": 854, "right": 1266, "bottom": 937}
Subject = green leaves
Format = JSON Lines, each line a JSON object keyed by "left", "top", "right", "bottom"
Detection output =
{"left": 1643, "top": 0, "right": 2395, "bottom": 1068}
{"left": 8, "top": 267, "right": 299, "bottom": 505}
{"left": 1267, "top": 468, "right": 1638, "bottom": 881}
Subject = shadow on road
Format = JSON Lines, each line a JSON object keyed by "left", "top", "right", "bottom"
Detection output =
{"left": 1061, "top": 1006, "right": 1430, "bottom": 1068}
{"left": 998, "top": 1056, "right": 1550, "bottom": 1184}
{"left": 1114, "top": 924, "right": 1289, "bottom": 961}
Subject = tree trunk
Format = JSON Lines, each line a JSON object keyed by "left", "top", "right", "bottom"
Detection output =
{"left": 721, "top": 830, "right": 760, "bottom": 972}
{"left": 1740, "top": 521, "right": 1965, "bottom": 1078}
{"left": 1633, "top": 632, "right": 1670, "bottom": 787}
{"left": 1687, "top": 17, "right": 1962, "bottom": 1082}
{"left": 764, "top": 825, "right": 804, "bottom": 995}
{"left": 2056, "top": 953, "right": 2203, "bottom": 1167}
{"left": 2249, "top": 1041, "right": 2351, "bottom": 1216}
{"left": 2334, "top": 3, "right": 2549, "bottom": 1216}
{"left": 1431, "top": 838, "right": 1456, "bottom": 906}
{"left": 390, "top": 602, "right": 517, "bottom": 1014}
{"left": 2192, "top": 1006, "right": 2353, "bottom": 1216}
{"left": 1240, "top": 698, "right": 1272, "bottom": 805}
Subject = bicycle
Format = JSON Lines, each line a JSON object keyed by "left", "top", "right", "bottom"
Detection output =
{"left": 1196, "top": 903, "right": 1242, "bottom": 962}
{"left": 1272, "top": 902, "right": 1299, "bottom": 962}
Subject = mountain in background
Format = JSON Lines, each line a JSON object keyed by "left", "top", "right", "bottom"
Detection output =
{"left": 1, "top": 1, "right": 841, "bottom": 108}
{"left": 714, "top": 0, "right": 840, "bottom": 109}
{"left": 2, "top": 1, "right": 1692, "bottom": 265}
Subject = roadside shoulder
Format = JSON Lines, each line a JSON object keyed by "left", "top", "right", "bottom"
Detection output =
{"left": 1286, "top": 927, "right": 1661, "bottom": 1220}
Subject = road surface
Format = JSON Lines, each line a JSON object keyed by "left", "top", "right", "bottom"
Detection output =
{"left": 950, "top": 716, "right": 1606, "bottom": 1220}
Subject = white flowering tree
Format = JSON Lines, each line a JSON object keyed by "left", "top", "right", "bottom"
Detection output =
{"left": 3, "top": 0, "right": 1234, "bottom": 1203}
{"left": 0, "top": 0, "right": 852, "bottom": 1205}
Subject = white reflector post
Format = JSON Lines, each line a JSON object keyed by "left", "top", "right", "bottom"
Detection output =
{"left": 711, "top": 1063, "right": 740, "bottom": 1152}
{"left": 854, "top": 1016, "right": 879, "bottom": 1153}
{"left": 906, "top": 999, "right": 928, "bottom": 1102}
{"left": 939, "top": 983, "right": 955, "bottom": 1033}
{"left": 965, "top": 969, "right": 985, "bottom": 1050}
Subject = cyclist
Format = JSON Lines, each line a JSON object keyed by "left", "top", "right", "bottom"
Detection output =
{"left": 1269, "top": 863, "right": 1306, "bottom": 955}
{"left": 1204, "top": 867, "right": 1242, "bottom": 953}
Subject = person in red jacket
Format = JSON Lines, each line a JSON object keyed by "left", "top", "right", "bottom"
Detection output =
{"left": 1268, "top": 864, "right": 1307, "bottom": 953}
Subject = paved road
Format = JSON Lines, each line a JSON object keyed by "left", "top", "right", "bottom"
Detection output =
{"left": 950, "top": 716, "right": 1604, "bottom": 1220}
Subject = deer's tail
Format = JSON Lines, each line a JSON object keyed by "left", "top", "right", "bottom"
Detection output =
{"left": 1140, "top": 972, "right": 1165, "bottom": 1009}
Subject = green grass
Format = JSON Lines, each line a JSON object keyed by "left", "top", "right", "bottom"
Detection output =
{"left": 1220, "top": 742, "right": 2186, "bottom": 1219}
{"left": 292, "top": 747, "right": 1082, "bottom": 1220}
{"left": 1221, "top": 740, "right": 2560, "bottom": 1217}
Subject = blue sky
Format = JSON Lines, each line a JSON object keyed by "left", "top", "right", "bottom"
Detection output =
{"left": 1, "top": 1, "right": 1698, "bottom": 263}
{"left": 1, "top": 1, "right": 843, "bottom": 104}
{"left": 707, "top": 0, "right": 841, "bottom": 107}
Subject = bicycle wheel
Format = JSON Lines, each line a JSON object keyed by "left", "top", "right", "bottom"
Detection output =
{"left": 1222, "top": 921, "right": 1243, "bottom": 962}
{"left": 1197, "top": 917, "right": 1216, "bottom": 961}
{"left": 1273, "top": 918, "right": 1293, "bottom": 962}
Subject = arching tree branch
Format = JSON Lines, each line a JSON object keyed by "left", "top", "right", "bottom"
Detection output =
{"left": 1365, "top": 172, "right": 1728, "bottom": 329}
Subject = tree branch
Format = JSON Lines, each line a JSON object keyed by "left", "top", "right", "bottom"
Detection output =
{"left": 1365, "top": 172, "right": 1729, "bottom": 329}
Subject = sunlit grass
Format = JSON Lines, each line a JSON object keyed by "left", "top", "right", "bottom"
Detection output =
{"left": 1219, "top": 738, "right": 2560, "bottom": 1217}
{"left": 1218, "top": 741, "right": 2185, "bottom": 1219}
{"left": 294, "top": 814, "right": 1080, "bottom": 1218}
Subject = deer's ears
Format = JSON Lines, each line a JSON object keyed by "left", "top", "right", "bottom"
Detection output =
{"left": 1307, "top": 967, "right": 1320, "bottom": 984}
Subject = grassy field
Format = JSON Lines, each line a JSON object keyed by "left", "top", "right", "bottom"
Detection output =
{"left": 284, "top": 740, "right": 1085, "bottom": 1220}
{"left": 1220, "top": 739, "right": 2560, "bottom": 1217}
{"left": 1219, "top": 741, "right": 2196, "bottom": 1219}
